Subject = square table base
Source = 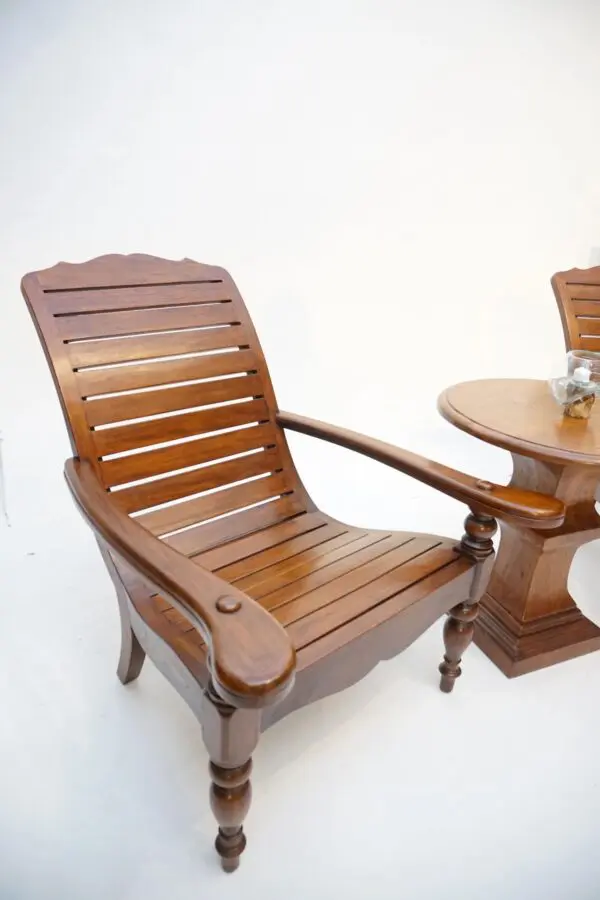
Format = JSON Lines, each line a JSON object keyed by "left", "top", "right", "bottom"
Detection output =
{"left": 474, "top": 592, "right": 600, "bottom": 677}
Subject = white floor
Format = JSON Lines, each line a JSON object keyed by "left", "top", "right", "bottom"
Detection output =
{"left": 1, "top": 468, "right": 600, "bottom": 900}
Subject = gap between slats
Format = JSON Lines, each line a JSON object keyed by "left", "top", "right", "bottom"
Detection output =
{"left": 297, "top": 555, "right": 467, "bottom": 666}
{"left": 565, "top": 284, "right": 600, "bottom": 300}
{"left": 85, "top": 373, "right": 264, "bottom": 427}
{"left": 91, "top": 398, "right": 270, "bottom": 456}
{"left": 67, "top": 324, "right": 248, "bottom": 369}
{"left": 93, "top": 396, "right": 253, "bottom": 430}
{"left": 285, "top": 543, "right": 449, "bottom": 648}
{"left": 576, "top": 317, "right": 600, "bottom": 337}
{"left": 231, "top": 529, "right": 368, "bottom": 596}
{"left": 164, "top": 497, "right": 309, "bottom": 557}
{"left": 76, "top": 348, "right": 258, "bottom": 398}
{"left": 86, "top": 371, "right": 248, "bottom": 402}
{"left": 572, "top": 299, "right": 600, "bottom": 317}
{"left": 117, "top": 447, "right": 281, "bottom": 514}
{"left": 45, "top": 278, "right": 224, "bottom": 296}
{"left": 219, "top": 522, "right": 351, "bottom": 583}
{"left": 56, "top": 301, "right": 236, "bottom": 341}
{"left": 195, "top": 511, "right": 329, "bottom": 571}
{"left": 139, "top": 471, "right": 292, "bottom": 537}
{"left": 256, "top": 533, "right": 413, "bottom": 610}
{"left": 264, "top": 538, "right": 434, "bottom": 620}
{"left": 109, "top": 446, "right": 265, "bottom": 493}
{"left": 100, "top": 422, "right": 276, "bottom": 487}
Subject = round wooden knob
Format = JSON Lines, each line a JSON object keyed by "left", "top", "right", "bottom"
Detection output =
{"left": 216, "top": 596, "right": 241, "bottom": 614}
{"left": 475, "top": 479, "right": 493, "bottom": 491}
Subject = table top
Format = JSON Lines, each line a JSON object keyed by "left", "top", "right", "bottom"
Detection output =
{"left": 438, "top": 379, "right": 600, "bottom": 466}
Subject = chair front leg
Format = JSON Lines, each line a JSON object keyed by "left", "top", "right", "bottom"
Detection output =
{"left": 201, "top": 682, "right": 261, "bottom": 872}
{"left": 439, "top": 511, "right": 497, "bottom": 693}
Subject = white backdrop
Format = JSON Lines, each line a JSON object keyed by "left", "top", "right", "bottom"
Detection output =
{"left": 1, "top": 2, "right": 600, "bottom": 899}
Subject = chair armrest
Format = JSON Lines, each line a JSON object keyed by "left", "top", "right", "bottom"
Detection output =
{"left": 276, "top": 412, "right": 565, "bottom": 529}
{"left": 64, "top": 459, "right": 296, "bottom": 709}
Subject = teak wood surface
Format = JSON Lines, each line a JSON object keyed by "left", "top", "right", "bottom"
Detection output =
{"left": 551, "top": 265, "right": 600, "bottom": 355}
{"left": 439, "top": 378, "right": 600, "bottom": 677}
{"left": 22, "top": 255, "right": 565, "bottom": 873}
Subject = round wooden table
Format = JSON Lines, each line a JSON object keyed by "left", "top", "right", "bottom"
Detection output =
{"left": 438, "top": 378, "right": 600, "bottom": 677}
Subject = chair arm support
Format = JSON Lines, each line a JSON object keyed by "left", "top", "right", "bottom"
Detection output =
{"left": 64, "top": 459, "right": 296, "bottom": 709}
{"left": 276, "top": 412, "right": 565, "bottom": 529}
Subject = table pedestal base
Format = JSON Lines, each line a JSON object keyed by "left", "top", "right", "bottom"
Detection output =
{"left": 474, "top": 455, "right": 600, "bottom": 677}
{"left": 474, "top": 592, "right": 600, "bottom": 677}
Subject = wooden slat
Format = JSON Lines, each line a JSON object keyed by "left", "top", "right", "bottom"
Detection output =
{"left": 56, "top": 300, "right": 238, "bottom": 341}
{"left": 85, "top": 373, "right": 263, "bottom": 427}
{"left": 49, "top": 281, "right": 231, "bottom": 314}
{"left": 152, "top": 594, "right": 172, "bottom": 612}
{"left": 298, "top": 556, "right": 468, "bottom": 667}
{"left": 164, "top": 496, "right": 307, "bottom": 556}
{"left": 576, "top": 318, "right": 600, "bottom": 336}
{"left": 75, "top": 348, "right": 258, "bottom": 398}
{"left": 219, "top": 522, "right": 349, "bottom": 582}
{"left": 257, "top": 533, "right": 411, "bottom": 610}
{"left": 577, "top": 337, "right": 600, "bottom": 352}
{"left": 196, "top": 511, "right": 329, "bottom": 571}
{"left": 100, "top": 422, "right": 276, "bottom": 487}
{"left": 263, "top": 538, "right": 435, "bottom": 623}
{"left": 286, "top": 544, "right": 449, "bottom": 649}
{"left": 181, "top": 629, "right": 205, "bottom": 649}
{"left": 234, "top": 530, "right": 367, "bottom": 596}
{"left": 67, "top": 324, "right": 247, "bottom": 370}
{"left": 572, "top": 299, "right": 600, "bottom": 317}
{"left": 114, "top": 448, "right": 280, "bottom": 514}
{"left": 137, "top": 471, "right": 291, "bottom": 536}
{"left": 92, "top": 398, "right": 270, "bottom": 456}
{"left": 565, "top": 283, "right": 600, "bottom": 298}
{"left": 164, "top": 607, "right": 196, "bottom": 633}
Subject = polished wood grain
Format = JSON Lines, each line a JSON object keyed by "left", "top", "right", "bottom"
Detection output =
{"left": 76, "top": 347, "right": 258, "bottom": 397}
{"left": 552, "top": 266, "right": 600, "bottom": 352}
{"left": 85, "top": 373, "right": 264, "bottom": 428}
{"left": 66, "top": 458, "right": 297, "bottom": 708}
{"left": 439, "top": 379, "right": 600, "bottom": 465}
{"left": 439, "top": 513, "right": 496, "bottom": 692}
{"left": 100, "top": 422, "right": 275, "bottom": 487}
{"left": 22, "top": 254, "right": 567, "bottom": 873}
{"left": 278, "top": 411, "right": 565, "bottom": 527}
{"left": 92, "top": 398, "right": 271, "bottom": 457}
{"left": 439, "top": 378, "right": 600, "bottom": 676}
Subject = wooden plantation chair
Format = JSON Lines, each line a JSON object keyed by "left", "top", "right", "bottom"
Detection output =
{"left": 22, "top": 254, "right": 564, "bottom": 873}
{"left": 552, "top": 266, "right": 600, "bottom": 354}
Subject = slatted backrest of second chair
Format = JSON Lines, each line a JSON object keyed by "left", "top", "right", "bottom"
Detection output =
{"left": 22, "top": 254, "right": 312, "bottom": 557}
{"left": 551, "top": 266, "right": 600, "bottom": 352}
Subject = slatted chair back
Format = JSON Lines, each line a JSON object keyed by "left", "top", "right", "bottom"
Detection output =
{"left": 552, "top": 266, "right": 600, "bottom": 352}
{"left": 22, "top": 254, "right": 310, "bottom": 552}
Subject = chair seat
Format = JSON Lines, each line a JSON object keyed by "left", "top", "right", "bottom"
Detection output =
{"left": 125, "top": 510, "right": 473, "bottom": 716}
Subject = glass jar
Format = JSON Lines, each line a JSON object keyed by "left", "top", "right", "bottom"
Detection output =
{"left": 549, "top": 350, "right": 600, "bottom": 419}
{"left": 567, "top": 349, "right": 600, "bottom": 384}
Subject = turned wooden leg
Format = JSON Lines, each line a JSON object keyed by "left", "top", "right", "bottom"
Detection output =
{"left": 210, "top": 760, "right": 252, "bottom": 872}
{"left": 439, "top": 510, "right": 496, "bottom": 693}
{"left": 439, "top": 601, "right": 479, "bottom": 693}
{"left": 201, "top": 681, "right": 261, "bottom": 873}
